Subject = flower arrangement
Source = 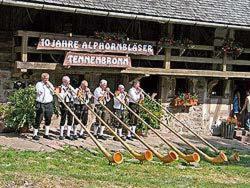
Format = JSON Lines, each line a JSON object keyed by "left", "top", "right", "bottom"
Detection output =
{"left": 94, "top": 31, "right": 127, "bottom": 42}
{"left": 226, "top": 116, "right": 237, "bottom": 125}
{"left": 158, "top": 35, "right": 193, "bottom": 49}
{"left": 222, "top": 40, "right": 244, "bottom": 58}
{"left": 172, "top": 93, "right": 198, "bottom": 107}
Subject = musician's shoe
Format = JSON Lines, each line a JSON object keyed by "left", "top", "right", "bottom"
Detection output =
{"left": 79, "top": 134, "right": 87, "bottom": 140}
{"left": 126, "top": 136, "right": 133, "bottom": 141}
{"left": 73, "top": 135, "right": 78, "bottom": 140}
{"left": 65, "top": 136, "right": 74, "bottom": 140}
{"left": 121, "top": 136, "right": 127, "bottom": 141}
{"left": 43, "top": 135, "right": 53, "bottom": 140}
{"left": 59, "top": 136, "right": 64, "bottom": 140}
{"left": 131, "top": 135, "right": 137, "bottom": 139}
{"left": 113, "top": 136, "right": 119, "bottom": 141}
{"left": 32, "top": 135, "right": 40, "bottom": 141}
{"left": 98, "top": 135, "right": 107, "bottom": 140}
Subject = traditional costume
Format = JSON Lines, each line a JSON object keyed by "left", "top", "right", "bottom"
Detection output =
{"left": 73, "top": 83, "right": 92, "bottom": 139}
{"left": 58, "top": 76, "right": 75, "bottom": 140}
{"left": 128, "top": 83, "right": 144, "bottom": 140}
{"left": 93, "top": 80, "right": 110, "bottom": 140}
{"left": 33, "top": 73, "right": 54, "bottom": 140}
{"left": 113, "top": 85, "right": 128, "bottom": 141}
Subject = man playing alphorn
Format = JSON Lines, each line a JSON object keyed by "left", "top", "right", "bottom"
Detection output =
{"left": 33, "top": 73, "right": 54, "bottom": 140}
{"left": 93, "top": 79, "right": 110, "bottom": 140}
{"left": 127, "top": 80, "right": 144, "bottom": 140}
{"left": 58, "top": 76, "right": 75, "bottom": 140}
{"left": 113, "top": 84, "right": 128, "bottom": 141}
{"left": 73, "top": 80, "right": 92, "bottom": 140}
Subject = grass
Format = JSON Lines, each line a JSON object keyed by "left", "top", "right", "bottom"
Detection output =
{"left": 0, "top": 146, "right": 249, "bottom": 188}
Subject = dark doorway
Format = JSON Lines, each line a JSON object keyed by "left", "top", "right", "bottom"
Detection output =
{"left": 233, "top": 80, "right": 250, "bottom": 107}
{"left": 140, "top": 75, "right": 160, "bottom": 98}
{"left": 175, "top": 78, "right": 189, "bottom": 95}
{"left": 233, "top": 79, "right": 250, "bottom": 127}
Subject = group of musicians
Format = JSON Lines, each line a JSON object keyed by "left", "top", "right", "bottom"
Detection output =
{"left": 33, "top": 73, "right": 144, "bottom": 141}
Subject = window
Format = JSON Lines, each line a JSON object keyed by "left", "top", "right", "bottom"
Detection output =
{"left": 207, "top": 79, "right": 224, "bottom": 97}
{"left": 175, "top": 78, "right": 189, "bottom": 95}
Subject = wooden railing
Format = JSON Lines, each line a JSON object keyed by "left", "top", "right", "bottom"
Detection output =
{"left": 13, "top": 30, "right": 250, "bottom": 78}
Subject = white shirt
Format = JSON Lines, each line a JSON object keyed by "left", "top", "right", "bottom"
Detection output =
{"left": 94, "top": 87, "right": 110, "bottom": 105}
{"left": 59, "top": 84, "right": 74, "bottom": 103}
{"left": 113, "top": 91, "right": 128, "bottom": 110}
{"left": 74, "top": 87, "right": 92, "bottom": 105}
{"left": 128, "top": 87, "right": 144, "bottom": 103}
{"left": 35, "top": 81, "right": 54, "bottom": 103}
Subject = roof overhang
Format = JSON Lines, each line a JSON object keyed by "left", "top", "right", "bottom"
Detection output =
{"left": 1, "top": 0, "right": 250, "bottom": 30}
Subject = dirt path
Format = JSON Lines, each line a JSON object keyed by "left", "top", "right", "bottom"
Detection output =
{"left": 0, "top": 123, "right": 249, "bottom": 154}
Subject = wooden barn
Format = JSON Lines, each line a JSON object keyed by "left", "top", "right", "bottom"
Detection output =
{"left": 0, "top": 0, "right": 250, "bottom": 133}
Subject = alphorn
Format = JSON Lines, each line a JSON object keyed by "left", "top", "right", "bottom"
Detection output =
{"left": 109, "top": 91, "right": 179, "bottom": 163}
{"left": 122, "top": 93, "right": 200, "bottom": 163}
{"left": 70, "top": 86, "right": 153, "bottom": 162}
{"left": 137, "top": 90, "right": 228, "bottom": 164}
{"left": 47, "top": 83, "right": 123, "bottom": 164}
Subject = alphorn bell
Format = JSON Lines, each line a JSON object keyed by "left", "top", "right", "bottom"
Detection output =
{"left": 47, "top": 83, "right": 123, "bottom": 164}
{"left": 138, "top": 90, "right": 228, "bottom": 164}
{"left": 123, "top": 93, "right": 200, "bottom": 163}
{"left": 70, "top": 86, "right": 153, "bottom": 162}
{"left": 109, "top": 91, "right": 179, "bottom": 163}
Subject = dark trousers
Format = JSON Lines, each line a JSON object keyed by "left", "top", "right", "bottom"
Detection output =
{"left": 245, "top": 112, "right": 250, "bottom": 130}
{"left": 94, "top": 104, "right": 109, "bottom": 126}
{"left": 34, "top": 102, "right": 53, "bottom": 129}
{"left": 74, "top": 104, "right": 88, "bottom": 126}
{"left": 113, "top": 109, "right": 126, "bottom": 129}
{"left": 60, "top": 102, "right": 74, "bottom": 126}
{"left": 129, "top": 103, "right": 139, "bottom": 127}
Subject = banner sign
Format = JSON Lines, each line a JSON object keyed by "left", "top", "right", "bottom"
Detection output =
{"left": 63, "top": 52, "right": 131, "bottom": 68}
{"left": 37, "top": 35, "right": 154, "bottom": 55}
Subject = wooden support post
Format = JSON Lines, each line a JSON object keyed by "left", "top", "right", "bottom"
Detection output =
{"left": 121, "top": 74, "right": 130, "bottom": 90}
{"left": 222, "top": 52, "right": 227, "bottom": 72}
{"left": 164, "top": 24, "right": 173, "bottom": 69}
{"left": 159, "top": 76, "right": 173, "bottom": 103}
{"left": 21, "top": 34, "right": 28, "bottom": 62}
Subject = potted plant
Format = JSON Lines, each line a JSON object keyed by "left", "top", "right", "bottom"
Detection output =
{"left": 172, "top": 93, "right": 198, "bottom": 107}
{"left": 191, "top": 94, "right": 198, "bottom": 106}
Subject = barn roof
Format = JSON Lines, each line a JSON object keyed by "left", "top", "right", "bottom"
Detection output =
{"left": 2, "top": 0, "right": 250, "bottom": 29}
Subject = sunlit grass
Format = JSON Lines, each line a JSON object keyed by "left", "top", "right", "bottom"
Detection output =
{"left": 0, "top": 146, "right": 249, "bottom": 187}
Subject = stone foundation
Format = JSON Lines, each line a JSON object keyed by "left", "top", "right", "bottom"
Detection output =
{"left": 0, "top": 70, "right": 12, "bottom": 103}
{"left": 167, "top": 105, "right": 210, "bottom": 135}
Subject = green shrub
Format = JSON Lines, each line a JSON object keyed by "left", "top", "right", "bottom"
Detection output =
{"left": 5, "top": 86, "right": 36, "bottom": 132}
{"left": 138, "top": 97, "right": 163, "bottom": 133}
{"left": 0, "top": 103, "right": 8, "bottom": 119}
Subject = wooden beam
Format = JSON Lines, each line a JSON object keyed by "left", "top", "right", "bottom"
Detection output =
{"left": 130, "top": 55, "right": 164, "bottom": 61}
{"left": 222, "top": 52, "right": 227, "bottom": 71}
{"left": 21, "top": 34, "right": 28, "bottom": 62}
{"left": 15, "top": 30, "right": 156, "bottom": 45}
{"left": 14, "top": 60, "right": 250, "bottom": 78}
{"left": 14, "top": 47, "right": 250, "bottom": 66}
{"left": 15, "top": 61, "right": 124, "bottom": 74}
{"left": 15, "top": 30, "right": 250, "bottom": 55}
{"left": 170, "top": 56, "right": 221, "bottom": 64}
{"left": 15, "top": 46, "right": 65, "bottom": 55}
{"left": 122, "top": 67, "right": 250, "bottom": 78}
{"left": 163, "top": 24, "right": 173, "bottom": 69}
{"left": 16, "top": 61, "right": 59, "bottom": 70}
{"left": 228, "top": 60, "right": 250, "bottom": 66}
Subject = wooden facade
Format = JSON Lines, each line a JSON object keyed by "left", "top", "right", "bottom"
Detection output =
{"left": 0, "top": 5, "right": 250, "bottom": 132}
